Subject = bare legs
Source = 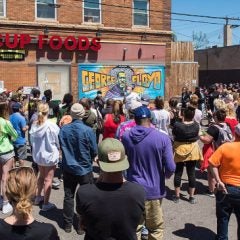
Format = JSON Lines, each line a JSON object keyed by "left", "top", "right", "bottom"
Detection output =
{"left": 0, "top": 158, "right": 14, "bottom": 201}
{"left": 36, "top": 165, "right": 56, "bottom": 204}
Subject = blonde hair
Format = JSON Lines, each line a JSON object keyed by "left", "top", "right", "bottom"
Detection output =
{"left": 225, "top": 102, "right": 236, "bottom": 118}
{"left": 37, "top": 103, "right": 49, "bottom": 125}
{"left": 189, "top": 94, "right": 199, "bottom": 108}
{"left": 232, "top": 92, "right": 239, "bottom": 102}
{"left": 214, "top": 99, "right": 226, "bottom": 111}
{"left": 6, "top": 167, "right": 36, "bottom": 220}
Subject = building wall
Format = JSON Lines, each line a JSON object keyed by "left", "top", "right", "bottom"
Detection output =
{"left": 0, "top": 0, "right": 172, "bottom": 99}
{"left": 195, "top": 45, "right": 240, "bottom": 86}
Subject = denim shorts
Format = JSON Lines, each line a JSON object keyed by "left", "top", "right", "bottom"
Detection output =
{"left": 0, "top": 151, "right": 15, "bottom": 164}
{"left": 14, "top": 145, "right": 27, "bottom": 160}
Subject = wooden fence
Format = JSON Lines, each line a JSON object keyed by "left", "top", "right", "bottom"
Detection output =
{"left": 168, "top": 42, "right": 199, "bottom": 98}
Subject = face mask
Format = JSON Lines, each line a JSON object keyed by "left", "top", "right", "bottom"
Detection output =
{"left": 126, "top": 90, "right": 131, "bottom": 95}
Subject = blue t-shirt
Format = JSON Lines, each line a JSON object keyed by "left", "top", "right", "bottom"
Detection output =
{"left": 10, "top": 112, "right": 27, "bottom": 146}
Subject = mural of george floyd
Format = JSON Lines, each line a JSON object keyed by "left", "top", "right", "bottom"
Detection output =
{"left": 78, "top": 64, "right": 165, "bottom": 99}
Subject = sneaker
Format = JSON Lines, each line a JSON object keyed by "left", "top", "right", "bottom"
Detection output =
{"left": 2, "top": 202, "right": 13, "bottom": 214}
{"left": 64, "top": 225, "right": 72, "bottom": 233}
{"left": 41, "top": 202, "right": 56, "bottom": 211}
{"left": 172, "top": 195, "right": 180, "bottom": 203}
{"left": 76, "top": 214, "right": 85, "bottom": 235}
{"left": 189, "top": 197, "right": 196, "bottom": 204}
{"left": 205, "top": 190, "right": 215, "bottom": 198}
{"left": 34, "top": 196, "right": 44, "bottom": 205}
{"left": 52, "top": 179, "right": 60, "bottom": 189}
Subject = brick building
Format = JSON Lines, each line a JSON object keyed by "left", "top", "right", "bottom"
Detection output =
{"left": 0, "top": 0, "right": 172, "bottom": 100}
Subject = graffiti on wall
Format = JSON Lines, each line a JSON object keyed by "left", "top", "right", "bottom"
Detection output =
{"left": 78, "top": 64, "right": 165, "bottom": 99}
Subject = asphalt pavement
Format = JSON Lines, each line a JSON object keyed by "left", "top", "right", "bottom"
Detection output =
{"left": 0, "top": 164, "right": 238, "bottom": 240}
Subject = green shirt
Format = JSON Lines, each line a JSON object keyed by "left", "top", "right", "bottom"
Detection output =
{"left": 0, "top": 118, "right": 18, "bottom": 154}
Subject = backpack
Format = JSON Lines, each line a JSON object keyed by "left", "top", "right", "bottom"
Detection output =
{"left": 169, "top": 109, "right": 181, "bottom": 127}
{"left": 213, "top": 123, "right": 234, "bottom": 150}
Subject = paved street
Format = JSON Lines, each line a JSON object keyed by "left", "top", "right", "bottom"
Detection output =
{"left": 0, "top": 165, "right": 237, "bottom": 240}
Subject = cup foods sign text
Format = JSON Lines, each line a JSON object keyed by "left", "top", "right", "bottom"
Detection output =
{"left": 0, "top": 33, "right": 101, "bottom": 51}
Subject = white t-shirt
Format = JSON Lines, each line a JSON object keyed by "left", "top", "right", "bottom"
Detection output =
{"left": 125, "top": 92, "right": 140, "bottom": 110}
{"left": 152, "top": 109, "right": 170, "bottom": 135}
{"left": 194, "top": 109, "right": 203, "bottom": 124}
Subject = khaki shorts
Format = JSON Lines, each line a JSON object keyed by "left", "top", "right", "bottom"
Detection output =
{"left": 0, "top": 151, "right": 15, "bottom": 164}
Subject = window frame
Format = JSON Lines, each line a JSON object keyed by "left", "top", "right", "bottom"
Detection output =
{"left": 35, "top": 0, "right": 57, "bottom": 20}
{"left": 132, "top": 0, "right": 149, "bottom": 27}
{"left": 83, "top": 0, "right": 101, "bottom": 24}
{"left": 0, "top": 0, "right": 6, "bottom": 18}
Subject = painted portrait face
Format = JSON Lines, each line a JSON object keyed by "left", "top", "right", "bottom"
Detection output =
{"left": 117, "top": 72, "right": 127, "bottom": 90}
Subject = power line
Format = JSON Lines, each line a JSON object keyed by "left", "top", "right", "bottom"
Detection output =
{"left": 172, "top": 18, "right": 224, "bottom": 25}
{"left": 172, "top": 12, "right": 240, "bottom": 21}
{"left": 36, "top": 0, "right": 240, "bottom": 22}
{"left": 174, "top": 31, "right": 222, "bottom": 46}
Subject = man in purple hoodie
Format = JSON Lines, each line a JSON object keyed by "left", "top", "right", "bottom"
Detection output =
{"left": 122, "top": 106, "right": 176, "bottom": 240}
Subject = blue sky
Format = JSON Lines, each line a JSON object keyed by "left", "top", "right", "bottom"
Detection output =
{"left": 172, "top": 0, "right": 240, "bottom": 47}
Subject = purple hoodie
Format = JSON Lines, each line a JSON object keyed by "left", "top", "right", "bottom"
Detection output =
{"left": 122, "top": 125, "right": 176, "bottom": 200}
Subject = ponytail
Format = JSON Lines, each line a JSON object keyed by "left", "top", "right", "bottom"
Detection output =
{"left": 16, "top": 198, "right": 32, "bottom": 220}
{"left": 37, "top": 103, "right": 49, "bottom": 125}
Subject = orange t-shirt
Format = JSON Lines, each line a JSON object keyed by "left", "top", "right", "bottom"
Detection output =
{"left": 209, "top": 142, "right": 240, "bottom": 186}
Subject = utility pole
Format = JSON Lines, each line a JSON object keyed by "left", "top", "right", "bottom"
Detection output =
{"left": 224, "top": 18, "right": 232, "bottom": 47}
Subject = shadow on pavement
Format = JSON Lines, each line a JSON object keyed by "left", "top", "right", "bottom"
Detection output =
{"left": 172, "top": 223, "right": 216, "bottom": 240}
{"left": 195, "top": 169, "right": 208, "bottom": 181}
{"left": 165, "top": 178, "right": 207, "bottom": 202}
{"left": 39, "top": 208, "right": 63, "bottom": 229}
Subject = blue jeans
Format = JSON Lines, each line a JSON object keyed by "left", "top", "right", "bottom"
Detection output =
{"left": 215, "top": 185, "right": 240, "bottom": 240}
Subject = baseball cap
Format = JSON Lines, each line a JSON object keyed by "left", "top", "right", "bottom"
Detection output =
{"left": 134, "top": 106, "right": 151, "bottom": 119}
{"left": 141, "top": 94, "right": 150, "bottom": 106}
{"left": 235, "top": 124, "right": 240, "bottom": 137}
{"left": 70, "top": 103, "right": 85, "bottom": 120}
{"left": 12, "top": 102, "right": 22, "bottom": 110}
{"left": 98, "top": 138, "right": 129, "bottom": 173}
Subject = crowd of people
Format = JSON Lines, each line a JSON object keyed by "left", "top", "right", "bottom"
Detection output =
{"left": 0, "top": 82, "right": 239, "bottom": 240}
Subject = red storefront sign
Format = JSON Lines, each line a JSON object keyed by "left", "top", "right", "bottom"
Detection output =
{"left": 0, "top": 33, "right": 101, "bottom": 51}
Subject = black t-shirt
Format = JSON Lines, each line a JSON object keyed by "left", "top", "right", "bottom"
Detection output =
{"left": 47, "top": 101, "right": 59, "bottom": 119}
{"left": 173, "top": 122, "right": 199, "bottom": 142}
{"left": 76, "top": 181, "right": 145, "bottom": 240}
{"left": 0, "top": 219, "right": 59, "bottom": 240}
